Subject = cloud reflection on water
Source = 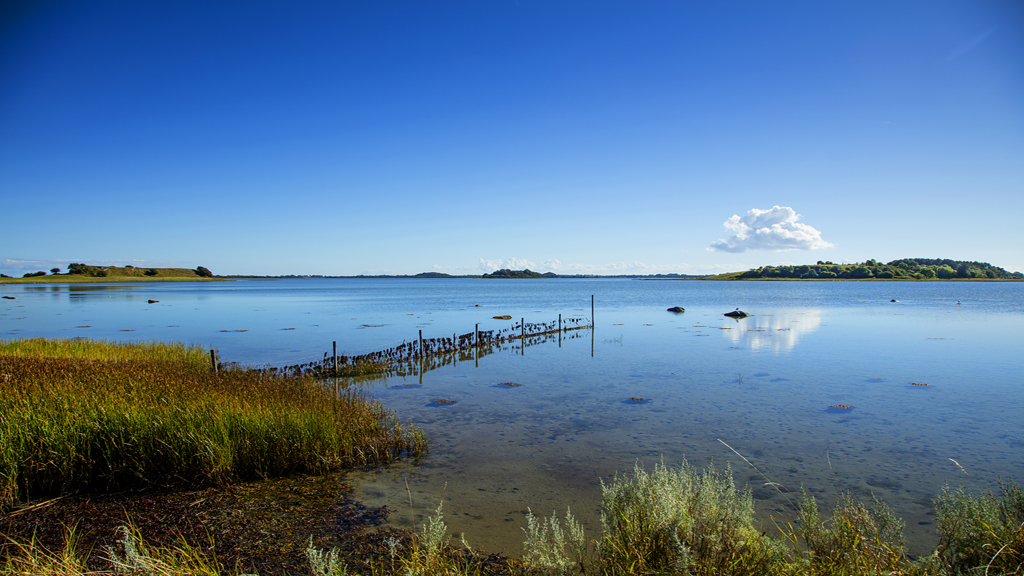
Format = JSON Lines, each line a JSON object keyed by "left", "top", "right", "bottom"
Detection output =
{"left": 723, "top": 309, "right": 824, "bottom": 352}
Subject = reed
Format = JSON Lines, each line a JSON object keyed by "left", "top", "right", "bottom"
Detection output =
{"left": 0, "top": 337, "right": 209, "bottom": 365}
{"left": 0, "top": 338, "right": 427, "bottom": 508}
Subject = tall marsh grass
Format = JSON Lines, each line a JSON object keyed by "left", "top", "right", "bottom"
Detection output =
{"left": 0, "top": 337, "right": 211, "bottom": 365}
{"left": 0, "top": 338, "right": 427, "bottom": 508}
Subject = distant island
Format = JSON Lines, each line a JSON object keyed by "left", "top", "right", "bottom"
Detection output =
{"left": 8, "top": 260, "right": 1016, "bottom": 283}
{"left": 481, "top": 268, "right": 554, "bottom": 279}
{"left": 702, "top": 258, "right": 1022, "bottom": 281}
{"left": 222, "top": 271, "right": 709, "bottom": 279}
{"left": 0, "top": 264, "right": 222, "bottom": 284}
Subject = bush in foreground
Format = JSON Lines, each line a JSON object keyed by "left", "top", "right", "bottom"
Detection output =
{"left": 935, "top": 480, "right": 1024, "bottom": 575}
{"left": 598, "top": 460, "right": 787, "bottom": 576}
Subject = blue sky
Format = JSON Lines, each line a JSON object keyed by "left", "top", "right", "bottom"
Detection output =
{"left": 2, "top": 1, "right": 1022, "bottom": 276}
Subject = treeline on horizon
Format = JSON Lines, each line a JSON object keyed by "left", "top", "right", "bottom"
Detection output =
{"left": 738, "top": 258, "right": 1022, "bottom": 280}
{"left": 224, "top": 269, "right": 707, "bottom": 279}
{"left": 2, "top": 263, "right": 214, "bottom": 279}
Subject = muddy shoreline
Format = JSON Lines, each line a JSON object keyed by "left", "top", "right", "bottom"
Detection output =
{"left": 1, "top": 473, "right": 521, "bottom": 576}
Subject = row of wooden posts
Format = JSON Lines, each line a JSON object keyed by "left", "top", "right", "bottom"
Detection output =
{"left": 210, "top": 296, "right": 596, "bottom": 376}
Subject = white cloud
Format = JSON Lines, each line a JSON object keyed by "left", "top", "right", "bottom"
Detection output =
{"left": 478, "top": 257, "right": 539, "bottom": 272}
{"left": 708, "top": 206, "right": 833, "bottom": 253}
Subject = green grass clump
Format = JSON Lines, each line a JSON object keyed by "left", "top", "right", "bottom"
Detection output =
{"left": 796, "top": 491, "right": 911, "bottom": 575}
{"left": 0, "top": 337, "right": 210, "bottom": 365}
{"left": 934, "top": 480, "right": 1024, "bottom": 575}
{"left": 598, "top": 459, "right": 787, "bottom": 576}
{"left": 0, "top": 338, "right": 427, "bottom": 508}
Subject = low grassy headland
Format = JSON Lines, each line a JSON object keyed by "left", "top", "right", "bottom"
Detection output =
{"left": 0, "top": 263, "right": 224, "bottom": 283}
{"left": 0, "top": 338, "right": 427, "bottom": 509}
{"left": 702, "top": 258, "right": 1022, "bottom": 281}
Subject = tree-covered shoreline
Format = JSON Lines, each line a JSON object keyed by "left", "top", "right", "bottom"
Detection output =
{"left": 715, "top": 258, "right": 1022, "bottom": 281}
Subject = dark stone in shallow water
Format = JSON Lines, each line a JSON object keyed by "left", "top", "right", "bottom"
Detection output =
{"left": 667, "top": 306, "right": 685, "bottom": 313}
{"left": 724, "top": 310, "right": 749, "bottom": 318}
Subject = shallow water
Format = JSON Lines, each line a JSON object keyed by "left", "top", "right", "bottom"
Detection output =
{"left": 3, "top": 278, "right": 1022, "bottom": 557}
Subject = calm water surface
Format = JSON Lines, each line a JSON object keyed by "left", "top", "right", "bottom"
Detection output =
{"left": 3, "top": 278, "right": 1022, "bottom": 557}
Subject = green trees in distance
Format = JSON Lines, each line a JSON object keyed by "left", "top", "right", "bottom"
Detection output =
{"left": 62, "top": 263, "right": 214, "bottom": 278}
{"left": 482, "top": 268, "right": 555, "bottom": 279}
{"left": 738, "top": 258, "right": 1021, "bottom": 280}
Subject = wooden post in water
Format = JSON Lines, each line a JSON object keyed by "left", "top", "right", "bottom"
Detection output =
{"left": 475, "top": 324, "right": 479, "bottom": 348}
{"left": 332, "top": 341, "right": 338, "bottom": 375}
{"left": 521, "top": 318, "right": 525, "bottom": 355}
{"left": 591, "top": 295, "right": 595, "bottom": 328}
{"left": 558, "top": 313, "right": 562, "bottom": 347}
{"left": 210, "top": 349, "right": 218, "bottom": 374}
{"left": 418, "top": 330, "right": 423, "bottom": 359}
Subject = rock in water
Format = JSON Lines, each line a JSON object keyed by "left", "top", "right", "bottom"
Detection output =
{"left": 667, "top": 306, "right": 685, "bottom": 313}
{"left": 724, "top": 310, "right": 749, "bottom": 318}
